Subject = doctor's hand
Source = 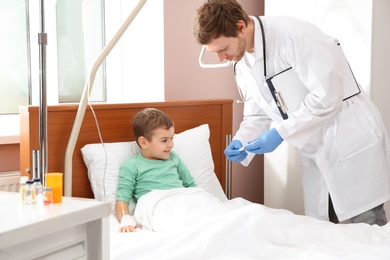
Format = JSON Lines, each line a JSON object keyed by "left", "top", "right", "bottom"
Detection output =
{"left": 224, "top": 140, "right": 248, "bottom": 162}
{"left": 244, "top": 128, "right": 283, "bottom": 154}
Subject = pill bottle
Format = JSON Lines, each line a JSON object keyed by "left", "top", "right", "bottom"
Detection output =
{"left": 24, "top": 180, "right": 36, "bottom": 205}
{"left": 19, "top": 176, "right": 29, "bottom": 201}
{"left": 33, "top": 178, "right": 43, "bottom": 203}
{"left": 43, "top": 187, "right": 53, "bottom": 205}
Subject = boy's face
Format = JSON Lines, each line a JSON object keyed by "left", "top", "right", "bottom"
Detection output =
{"left": 140, "top": 126, "right": 175, "bottom": 160}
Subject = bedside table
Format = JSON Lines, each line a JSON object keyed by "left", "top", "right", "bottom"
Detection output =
{"left": 0, "top": 191, "right": 111, "bottom": 260}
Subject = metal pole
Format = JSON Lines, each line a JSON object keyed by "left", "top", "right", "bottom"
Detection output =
{"left": 38, "top": 0, "right": 48, "bottom": 184}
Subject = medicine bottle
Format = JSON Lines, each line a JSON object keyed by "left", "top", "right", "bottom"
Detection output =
{"left": 43, "top": 187, "right": 53, "bottom": 205}
{"left": 24, "top": 180, "right": 36, "bottom": 205}
{"left": 33, "top": 178, "right": 43, "bottom": 203}
{"left": 19, "top": 176, "right": 29, "bottom": 201}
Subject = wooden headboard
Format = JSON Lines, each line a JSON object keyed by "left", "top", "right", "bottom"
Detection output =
{"left": 19, "top": 99, "right": 233, "bottom": 199}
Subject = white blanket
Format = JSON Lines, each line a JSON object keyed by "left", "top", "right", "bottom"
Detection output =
{"left": 110, "top": 188, "right": 390, "bottom": 260}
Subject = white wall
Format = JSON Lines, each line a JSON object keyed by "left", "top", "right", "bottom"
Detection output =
{"left": 370, "top": 0, "right": 390, "bottom": 221}
{"left": 104, "top": 0, "right": 164, "bottom": 103}
{"left": 264, "top": 0, "right": 377, "bottom": 216}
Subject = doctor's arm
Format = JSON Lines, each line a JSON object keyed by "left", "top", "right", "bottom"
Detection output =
{"left": 275, "top": 29, "right": 345, "bottom": 148}
{"left": 244, "top": 128, "right": 283, "bottom": 154}
{"left": 228, "top": 97, "right": 273, "bottom": 163}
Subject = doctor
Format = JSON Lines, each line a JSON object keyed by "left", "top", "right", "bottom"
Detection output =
{"left": 193, "top": 0, "right": 390, "bottom": 226}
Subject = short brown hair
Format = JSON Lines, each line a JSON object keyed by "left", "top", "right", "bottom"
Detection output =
{"left": 193, "top": 0, "right": 250, "bottom": 45}
{"left": 132, "top": 108, "right": 174, "bottom": 145}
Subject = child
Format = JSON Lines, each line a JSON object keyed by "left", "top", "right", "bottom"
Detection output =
{"left": 115, "top": 108, "right": 196, "bottom": 232}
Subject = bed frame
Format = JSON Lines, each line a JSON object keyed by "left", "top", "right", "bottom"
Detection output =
{"left": 19, "top": 99, "right": 233, "bottom": 199}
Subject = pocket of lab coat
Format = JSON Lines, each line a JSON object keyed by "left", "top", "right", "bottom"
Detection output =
{"left": 334, "top": 104, "right": 380, "bottom": 161}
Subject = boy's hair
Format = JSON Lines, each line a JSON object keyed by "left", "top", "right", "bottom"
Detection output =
{"left": 132, "top": 108, "right": 174, "bottom": 145}
{"left": 193, "top": 0, "right": 250, "bottom": 45}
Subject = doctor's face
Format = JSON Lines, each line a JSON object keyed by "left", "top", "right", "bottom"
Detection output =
{"left": 206, "top": 35, "right": 246, "bottom": 63}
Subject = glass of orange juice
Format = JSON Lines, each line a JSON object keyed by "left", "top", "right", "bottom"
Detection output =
{"left": 45, "top": 173, "right": 63, "bottom": 203}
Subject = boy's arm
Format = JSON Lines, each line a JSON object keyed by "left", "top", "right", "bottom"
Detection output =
{"left": 115, "top": 157, "right": 140, "bottom": 232}
{"left": 115, "top": 200, "right": 130, "bottom": 221}
{"left": 176, "top": 155, "right": 196, "bottom": 187}
{"left": 115, "top": 200, "right": 139, "bottom": 232}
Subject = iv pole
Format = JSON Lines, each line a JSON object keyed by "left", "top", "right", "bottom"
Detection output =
{"left": 37, "top": 0, "right": 48, "bottom": 183}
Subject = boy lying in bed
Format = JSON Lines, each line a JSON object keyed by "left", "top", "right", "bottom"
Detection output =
{"left": 115, "top": 108, "right": 197, "bottom": 233}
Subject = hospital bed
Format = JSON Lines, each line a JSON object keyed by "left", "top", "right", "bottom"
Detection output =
{"left": 19, "top": 99, "right": 390, "bottom": 259}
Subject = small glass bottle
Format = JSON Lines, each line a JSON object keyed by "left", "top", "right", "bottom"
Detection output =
{"left": 43, "top": 187, "right": 53, "bottom": 205}
{"left": 24, "top": 180, "right": 36, "bottom": 205}
{"left": 33, "top": 178, "right": 43, "bottom": 204}
{"left": 19, "top": 176, "right": 29, "bottom": 201}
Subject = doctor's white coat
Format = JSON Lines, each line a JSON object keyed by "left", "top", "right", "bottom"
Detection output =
{"left": 233, "top": 16, "right": 390, "bottom": 221}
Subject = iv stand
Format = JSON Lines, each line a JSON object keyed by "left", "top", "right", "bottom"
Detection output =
{"left": 37, "top": 0, "right": 48, "bottom": 184}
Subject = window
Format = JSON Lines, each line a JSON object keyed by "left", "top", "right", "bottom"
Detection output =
{"left": 0, "top": 0, "right": 106, "bottom": 114}
{"left": 0, "top": 0, "right": 164, "bottom": 140}
{"left": 0, "top": 0, "right": 30, "bottom": 114}
{"left": 56, "top": 0, "right": 106, "bottom": 102}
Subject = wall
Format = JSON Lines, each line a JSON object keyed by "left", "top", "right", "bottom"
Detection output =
{"left": 370, "top": 0, "right": 390, "bottom": 220}
{"left": 104, "top": 0, "right": 164, "bottom": 103}
{"left": 0, "top": 116, "right": 20, "bottom": 172}
{"left": 164, "top": 0, "right": 265, "bottom": 203}
{"left": 0, "top": 144, "right": 19, "bottom": 172}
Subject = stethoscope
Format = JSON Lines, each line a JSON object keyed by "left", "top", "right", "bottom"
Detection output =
{"left": 234, "top": 16, "right": 268, "bottom": 104}
{"left": 198, "top": 46, "right": 252, "bottom": 104}
{"left": 234, "top": 62, "right": 253, "bottom": 103}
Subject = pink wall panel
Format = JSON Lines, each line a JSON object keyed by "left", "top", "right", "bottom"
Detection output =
{"left": 164, "top": 0, "right": 265, "bottom": 203}
{"left": 0, "top": 144, "right": 20, "bottom": 172}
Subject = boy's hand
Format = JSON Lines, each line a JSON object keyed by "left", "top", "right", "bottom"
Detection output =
{"left": 119, "top": 215, "right": 142, "bottom": 233}
{"left": 119, "top": 224, "right": 142, "bottom": 233}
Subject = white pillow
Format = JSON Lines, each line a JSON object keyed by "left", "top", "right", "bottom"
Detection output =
{"left": 81, "top": 124, "right": 227, "bottom": 214}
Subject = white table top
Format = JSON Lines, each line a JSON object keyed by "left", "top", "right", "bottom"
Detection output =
{"left": 0, "top": 191, "right": 111, "bottom": 249}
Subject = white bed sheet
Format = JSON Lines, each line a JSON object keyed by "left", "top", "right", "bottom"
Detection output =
{"left": 109, "top": 188, "right": 390, "bottom": 260}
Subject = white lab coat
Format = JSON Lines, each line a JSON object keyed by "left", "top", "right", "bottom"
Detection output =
{"left": 233, "top": 16, "right": 390, "bottom": 221}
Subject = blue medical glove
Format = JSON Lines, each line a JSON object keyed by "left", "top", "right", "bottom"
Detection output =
{"left": 224, "top": 139, "right": 248, "bottom": 162}
{"left": 244, "top": 128, "right": 283, "bottom": 154}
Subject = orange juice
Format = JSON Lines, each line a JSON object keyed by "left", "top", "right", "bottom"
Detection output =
{"left": 45, "top": 173, "right": 63, "bottom": 203}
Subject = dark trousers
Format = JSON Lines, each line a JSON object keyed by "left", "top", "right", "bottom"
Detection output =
{"left": 328, "top": 195, "right": 388, "bottom": 226}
